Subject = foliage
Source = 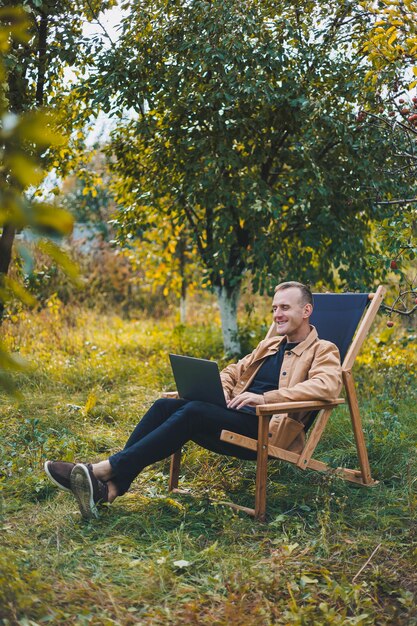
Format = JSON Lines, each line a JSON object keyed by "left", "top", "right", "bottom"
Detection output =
{"left": 59, "top": 149, "right": 115, "bottom": 226}
{"left": 84, "top": 1, "right": 409, "bottom": 299}
{"left": 356, "top": 1, "right": 417, "bottom": 299}
{"left": 119, "top": 211, "right": 201, "bottom": 309}
{"left": 359, "top": 0, "right": 417, "bottom": 88}
{"left": 0, "top": 303, "right": 416, "bottom": 625}
{"left": 0, "top": 5, "right": 79, "bottom": 389}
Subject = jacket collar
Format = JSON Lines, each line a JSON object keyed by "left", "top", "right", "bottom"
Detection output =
{"left": 291, "top": 325, "right": 318, "bottom": 355}
{"left": 264, "top": 325, "right": 318, "bottom": 356}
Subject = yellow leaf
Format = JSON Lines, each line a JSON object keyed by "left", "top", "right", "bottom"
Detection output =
{"left": 83, "top": 391, "right": 97, "bottom": 416}
{"left": 413, "top": 67, "right": 417, "bottom": 76}
{"left": 38, "top": 240, "right": 81, "bottom": 283}
{"left": 0, "top": 6, "right": 30, "bottom": 44}
{"left": 6, "top": 153, "right": 43, "bottom": 187}
{"left": 300, "top": 575, "right": 318, "bottom": 585}
{"left": 18, "top": 112, "right": 66, "bottom": 147}
{"left": 3, "top": 277, "right": 37, "bottom": 307}
{"left": 388, "top": 32, "right": 397, "bottom": 46}
{"left": 32, "top": 203, "right": 74, "bottom": 235}
{"left": 0, "top": 340, "right": 28, "bottom": 372}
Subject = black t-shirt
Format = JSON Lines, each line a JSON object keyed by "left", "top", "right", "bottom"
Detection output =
{"left": 242, "top": 341, "right": 299, "bottom": 412}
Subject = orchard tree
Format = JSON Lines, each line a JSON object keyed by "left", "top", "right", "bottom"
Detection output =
{"left": 81, "top": 0, "right": 410, "bottom": 353}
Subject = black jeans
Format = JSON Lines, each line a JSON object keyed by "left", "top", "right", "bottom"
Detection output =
{"left": 109, "top": 398, "right": 261, "bottom": 495}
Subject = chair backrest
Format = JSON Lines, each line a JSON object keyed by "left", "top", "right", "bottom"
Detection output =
{"left": 310, "top": 293, "right": 369, "bottom": 363}
{"left": 264, "top": 291, "right": 374, "bottom": 432}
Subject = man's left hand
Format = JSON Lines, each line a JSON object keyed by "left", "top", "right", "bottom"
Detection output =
{"left": 227, "top": 392, "right": 265, "bottom": 411}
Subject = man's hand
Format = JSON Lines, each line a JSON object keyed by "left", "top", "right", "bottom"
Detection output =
{"left": 227, "top": 392, "right": 265, "bottom": 411}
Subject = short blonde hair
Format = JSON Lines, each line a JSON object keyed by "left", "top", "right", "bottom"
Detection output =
{"left": 274, "top": 281, "right": 313, "bottom": 306}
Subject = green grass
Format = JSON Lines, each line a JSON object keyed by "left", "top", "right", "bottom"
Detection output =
{"left": 0, "top": 304, "right": 416, "bottom": 625}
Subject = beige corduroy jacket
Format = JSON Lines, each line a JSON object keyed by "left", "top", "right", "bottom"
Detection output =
{"left": 220, "top": 326, "right": 342, "bottom": 453}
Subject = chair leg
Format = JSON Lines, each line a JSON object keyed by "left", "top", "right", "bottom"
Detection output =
{"left": 255, "top": 415, "right": 269, "bottom": 521}
{"left": 343, "top": 370, "right": 373, "bottom": 484}
{"left": 169, "top": 449, "right": 182, "bottom": 491}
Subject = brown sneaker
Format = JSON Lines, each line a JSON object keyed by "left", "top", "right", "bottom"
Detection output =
{"left": 70, "top": 463, "right": 109, "bottom": 520}
{"left": 44, "top": 460, "right": 75, "bottom": 492}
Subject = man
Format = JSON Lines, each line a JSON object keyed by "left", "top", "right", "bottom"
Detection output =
{"left": 44, "top": 281, "right": 342, "bottom": 520}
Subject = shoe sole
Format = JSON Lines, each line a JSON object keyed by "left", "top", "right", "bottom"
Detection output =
{"left": 70, "top": 464, "right": 99, "bottom": 520}
{"left": 44, "top": 461, "right": 72, "bottom": 493}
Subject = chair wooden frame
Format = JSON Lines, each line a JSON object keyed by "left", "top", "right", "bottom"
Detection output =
{"left": 167, "top": 286, "right": 386, "bottom": 521}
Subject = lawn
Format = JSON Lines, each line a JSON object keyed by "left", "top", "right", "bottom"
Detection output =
{"left": 1, "top": 301, "right": 416, "bottom": 625}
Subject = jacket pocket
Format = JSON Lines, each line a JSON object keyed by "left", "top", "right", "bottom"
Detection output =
{"left": 269, "top": 415, "right": 305, "bottom": 452}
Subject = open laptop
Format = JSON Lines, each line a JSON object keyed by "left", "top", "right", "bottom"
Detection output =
{"left": 169, "top": 354, "right": 254, "bottom": 414}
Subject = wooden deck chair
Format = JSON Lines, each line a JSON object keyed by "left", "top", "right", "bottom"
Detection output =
{"left": 168, "top": 286, "right": 386, "bottom": 521}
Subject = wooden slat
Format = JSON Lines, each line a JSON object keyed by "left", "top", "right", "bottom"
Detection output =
{"left": 342, "top": 371, "right": 373, "bottom": 484}
{"left": 220, "top": 430, "right": 329, "bottom": 471}
{"left": 220, "top": 430, "right": 378, "bottom": 487}
{"left": 255, "top": 415, "right": 269, "bottom": 521}
{"left": 342, "top": 285, "right": 386, "bottom": 371}
{"left": 296, "top": 407, "right": 333, "bottom": 469}
{"left": 335, "top": 468, "right": 378, "bottom": 486}
{"left": 256, "top": 398, "right": 344, "bottom": 416}
{"left": 339, "top": 468, "right": 363, "bottom": 478}
{"left": 169, "top": 449, "right": 182, "bottom": 491}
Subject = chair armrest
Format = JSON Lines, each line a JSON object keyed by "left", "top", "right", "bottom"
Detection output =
{"left": 256, "top": 398, "right": 344, "bottom": 416}
{"left": 161, "top": 391, "right": 179, "bottom": 399}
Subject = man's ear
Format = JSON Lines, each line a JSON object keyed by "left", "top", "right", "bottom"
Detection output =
{"left": 303, "top": 303, "right": 313, "bottom": 319}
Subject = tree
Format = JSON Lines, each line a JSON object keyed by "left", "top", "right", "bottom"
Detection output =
{"left": 354, "top": 0, "right": 417, "bottom": 318}
{"left": 0, "top": 5, "right": 75, "bottom": 389}
{"left": 0, "top": 0, "right": 115, "bottom": 320}
{"left": 78, "top": 0, "right": 411, "bottom": 353}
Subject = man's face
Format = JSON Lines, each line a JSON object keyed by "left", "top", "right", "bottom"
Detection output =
{"left": 272, "top": 287, "right": 312, "bottom": 339}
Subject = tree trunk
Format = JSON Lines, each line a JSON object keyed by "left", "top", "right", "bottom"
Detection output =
{"left": 0, "top": 223, "right": 16, "bottom": 322}
{"left": 35, "top": 12, "right": 48, "bottom": 107}
{"left": 179, "top": 295, "right": 187, "bottom": 324}
{"left": 215, "top": 285, "right": 241, "bottom": 356}
{"left": 178, "top": 234, "right": 187, "bottom": 324}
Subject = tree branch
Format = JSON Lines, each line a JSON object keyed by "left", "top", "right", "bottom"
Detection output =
{"left": 84, "top": 0, "right": 116, "bottom": 47}
{"left": 375, "top": 197, "right": 417, "bottom": 205}
{"left": 35, "top": 11, "right": 48, "bottom": 107}
{"left": 182, "top": 202, "right": 205, "bottom": 259}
